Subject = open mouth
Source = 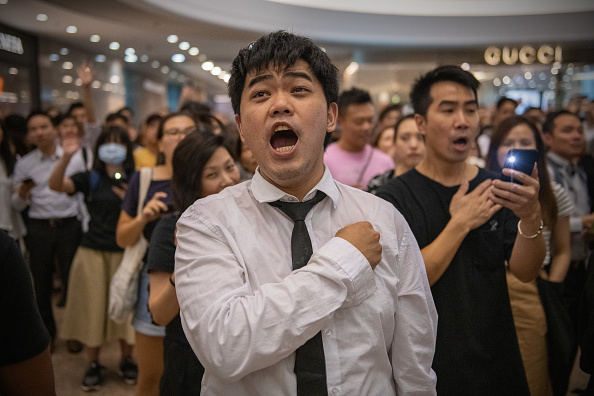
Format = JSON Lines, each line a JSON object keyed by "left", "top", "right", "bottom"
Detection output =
{"left": 453, "top": 137, "right": 468, "bottom": 147}
{"left": 270, "top": 125, "right": 298, "bottom": 152}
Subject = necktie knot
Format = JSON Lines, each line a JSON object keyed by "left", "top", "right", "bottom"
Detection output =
{"left": 269, "top": 190, "right": 327, "bottom": 222}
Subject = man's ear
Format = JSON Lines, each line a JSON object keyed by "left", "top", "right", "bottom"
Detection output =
{"left": 235, "top": 114, "right": 246, "bottom": 142}
{"left": 414, "top": 114, "right": 427, "bottom": 137}
{"left": 327, "top": 103, "right": 338, "bottom": 132}
{"left": 542, "top": 132, "right": 552, "bottom": 148}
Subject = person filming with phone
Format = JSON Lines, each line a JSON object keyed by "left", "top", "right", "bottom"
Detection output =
{"left": 376, "top": 65, "right": 545, "bottom": 395}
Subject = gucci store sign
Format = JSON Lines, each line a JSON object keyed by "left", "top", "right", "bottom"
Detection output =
{"left": 485, "top": 45, "right": 562, "bottom": 66}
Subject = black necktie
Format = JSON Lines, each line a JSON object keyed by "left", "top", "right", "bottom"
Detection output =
{"left": 269, "top": 190, "right": 328, "bottom": 396}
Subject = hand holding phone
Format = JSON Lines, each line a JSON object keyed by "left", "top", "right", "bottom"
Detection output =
{"left": 501, "top": 149, "right": 538, "bottom": 184}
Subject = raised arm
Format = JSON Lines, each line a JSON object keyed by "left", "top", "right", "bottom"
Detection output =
{"left": 78, "top": 61, "right": 96, "bottom": 123}
{"left": 48, "top": 137, "right": 78, "bottom": 194}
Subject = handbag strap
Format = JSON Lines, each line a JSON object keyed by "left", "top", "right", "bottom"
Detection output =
{"left": 137, "top": 167, "right": 153, "bottom": 216}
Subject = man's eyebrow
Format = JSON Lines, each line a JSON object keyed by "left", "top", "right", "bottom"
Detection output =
{"left": 437, "top": 100, "right": 478, "bottom": 107}
{"left": 247, "top": 74, "right": 272, "bottom": 88}
{"left": 285, "top": 71, "right": 313, "bottom": 82}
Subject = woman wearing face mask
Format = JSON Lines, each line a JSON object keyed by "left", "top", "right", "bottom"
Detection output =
{"left": 486, "top": 115, "right": 573, "bottom": 396}
{"left": 116, "top": 112, "right": 197, "bottom": 396}
{"left": 49, "top": 126, "right": 137, "bottom": 391}
{"left": 146, "top": 129, "right": 240, "bottom": 395}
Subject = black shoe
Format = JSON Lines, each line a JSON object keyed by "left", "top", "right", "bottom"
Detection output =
{"left": 81, "top": 362, "right": 102, "bottom": 391}
{"left": 119, "top": 356, "right": 138, "bottom": 385}
{"left": 67, "top": 340, "right": 83, "bottom": 354}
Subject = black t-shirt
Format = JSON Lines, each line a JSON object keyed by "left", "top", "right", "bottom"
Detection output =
{"left": 71, "top": 170, "right": 129, "bottom": 252}
{"left": 376, "top": 168, "right": 529, "bottom": 395}
{"left": 0, "top": 231, "right": 51, "bottom": 366}
{"left": 146, "top": 213, "right": 189, "bottom": 345}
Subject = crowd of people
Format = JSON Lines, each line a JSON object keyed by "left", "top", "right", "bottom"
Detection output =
{"left": 1, "top": 30, "right": 593, "bottom": 396}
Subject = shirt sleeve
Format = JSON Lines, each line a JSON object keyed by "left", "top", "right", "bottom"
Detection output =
{"left": 384, "top": 208, "right": 438, "bottom": 395}
{"left": 174, "top": 205, "right": 377, "bottom": 382}
{"left": 147, "top": 215, "right": 177, "bottom": 274}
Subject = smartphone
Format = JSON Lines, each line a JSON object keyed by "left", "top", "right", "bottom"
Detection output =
{"left": 502, "top": 149, "right": 538, "bottom": 184}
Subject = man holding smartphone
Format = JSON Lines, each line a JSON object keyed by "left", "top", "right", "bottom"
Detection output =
{"left": 377, "top": 65, "right": 545, "bottom": 395}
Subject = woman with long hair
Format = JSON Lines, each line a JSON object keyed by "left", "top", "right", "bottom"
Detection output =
{"left": 116, "top": 112, "right": 196, "bottom": 396}
{"left": 147, "top": 130, "right": 240, "bottom": 394}
{"left": 0, "top": 119, "right": 24, "bottom": 241}
{"left": 486, "top": 115, "right": 573, "bottom": 396}
{"left": 49, "top": 126, "right": 136, "bottom": 391}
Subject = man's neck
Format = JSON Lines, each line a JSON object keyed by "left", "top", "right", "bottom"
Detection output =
{"left": 39, "top": 143, "right": 57, "bottom": 158}
{"left": 337, "top": 139, "right": 365, "bottom": 153}
{"left": 416, "top": 157, "right": 477, "bottom": 187}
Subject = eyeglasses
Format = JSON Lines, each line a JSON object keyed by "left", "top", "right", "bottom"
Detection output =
{"left": 163, "top": 126, "right": 197, "bottom": 137}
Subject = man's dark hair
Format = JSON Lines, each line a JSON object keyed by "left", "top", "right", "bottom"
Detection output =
{"left": 410, "top": 65, "right": 480, "bottom": 118}
{"left": 542, "top": 109, "right": 577, "bottom": 135}
{"left": 105, "top": 112, "right": 129, "bottom": 126}
{"left": 53, "top": 113, "right": 76, "bottom": 127}
{"left": 26, "top": 110, "right": 51, "bottom": 126}
{"left": 496, "top": 97, "right": 517, "bottom": 110}
{"left": 228, "top": 30, "right": 339, "bottom": 116}
{"left": 67, "top": 102, "right": 84, "bottom": 115}
{"left": 378, "top": 103, "right": 402, "bottom": 123}
{"left": 337, "top": 88, "right": 372, "bottom": 118}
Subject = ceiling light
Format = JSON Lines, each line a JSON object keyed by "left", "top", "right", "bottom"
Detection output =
{"left": 524, "top": 71, "right": 532, "bottom": 80}
{"left": 60, "top": 47, "right": 69, "bottom": 55}
{"left": 345, "top": 62, "right": 359, "bottom": 75}
{"left": 140, "top": 54, "right": 149, "bottom": 62}
{"left": 75, "top": 78, "right": 82, "bottom": 86}
{"left": 551, "top": 68, "right": 558, "bottom": 75}
{"left": 528, "top": 80, "right": 536, "bottom": 88}
{"left": 125, "top": 54, "right": 138, "bottom": 63}
{"left": 109, "top": 42, "right": 120, "bottom": 50}
{"left": 125, "top": 48, "right": 135, "bottom": 56}
{"left": 461, "top": 62, "right": 470, "bottom": 70}
{"left": 170, "top": 71, "right": 178, "bottom": 79}
{"left": 201, "top": 61, "right": 214, "bottom": 71}
{"left": 223, "top": 75, "right": 230, "bottom": 83}
{"left": 493, "top": 78, "right": 501, "bottom": 87}
{"left": 62, "top": 75, "right": 73, "bottom": 84}
{"left": 62, "top": 61, "right": 73, "bottom": 70}
{"left": 172, "top": 54, "right": 185, "bottom": 63}
{"left": 151, "top": 60, "right": 160, "bottom": 69}
{"left": 94, "top": 54, "right": 106, "bottom": 63}
{"left": 49, "top": 54, "right": 59, "bottom": 62}
{"left": 161, "top": 66, "right": 170, "bottom": 74}
{"left": 109, "top": 75, "right": 120, "bottom": 84}
{"left": 66, "top": 26, "right": 77, "bottom": 34}
{"left": 0, "top": 0, "right": 8, "bottom": 4}
{"left": 167, "top": 35, "right": 178, "bottom": 43}
{"left": 8, "top": 67, "right": 18, "bottom": 75}
{"left": 502, "top": 76, "right": 511, "bottom": 85}
{"left": 179, "top": 42, "right": 190, "bottom": 51}
{"left": 211, "top": 67, "right": 222, "bottom": 76}
{"left": 36, "top": 14, "right": 48, "bottom": 21}
{"left": 103, "top": 83, "right": 113, "bottom": 92}
{"left": 90, "top": 34, "right": 100, "bottom": 42}
{"left": 188, "top": 47, "right": 199, "bottom": 56}
{"left": 91, "top": 80, "right": 101, "bottom": 89}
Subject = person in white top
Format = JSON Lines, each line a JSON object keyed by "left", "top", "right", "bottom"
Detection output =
{"left": 174, "top": 30, "right": 437, "bottom": 396}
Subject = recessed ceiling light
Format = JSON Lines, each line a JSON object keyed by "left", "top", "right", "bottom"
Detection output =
{"left": 125, "top": 54, "right": 138, "bottom": 63}
{"left": 151, "top": 60, "right": 160, "bottom": 69}
{"left": 90, "top": 35, "right": 100, "bottom": 43}
{"left": 223, "top": 75, "right": 230, "bottom": 83}
{"left": 62, "top": 61, "right": 73, "bottom": 70}
{"left": 49, "top": 54, "right": 59, "bottom": 61}
{"left": 461, "top": 62, "right": 470, "bottom": 71}
{"left": 91, "top": 80, "right": 101, "bottom": 89}
{"left": 211, "top": 67, "right": 222, "bottom": 76}
{"left": 172, "top": 54, "right": 185, "bottom": 63}
{"left": 66, "top": 26, "right": 77, "bottom": 34}
{"left": 188, "top": 47, "right": 199, "bottom": 56}
{"left": 109, "top": 42, "right": 120, "bottom": 50}
{"left": 0, "top": 0, "right": 8, "bottom": 4}
{"left": 161, "top": 66, "right": 170, "bottom": 74}
{"left": 62, "top": 75, "right": 73, "bottom": 84}
{"left": 60, "top": 48, "right": 69, "bottom": 55}
{"left": 8, "top": 67, "right": 18, "bottom": 75}
{"left": 167, "top": 35, "right": 178, "bottom": 43}
{"left": 179, "top": 42, "right": 190, "bottom": 51}
{"left": 201, "top": 61, "right": 214, "bottom": 71}
{"left": 110, "top": 75, "right": 120, "bottom": 84}
{"left": 125, "top": 48, "right": 135, "bottom": 56}
{"left": 36, "top": 14, "right": 48, "bottom": 21}
{"left": 140, "top": 54, "right": 149, "bottom": 62}
{"left": 95, "top": 54, "right": 106, "bottom": 62}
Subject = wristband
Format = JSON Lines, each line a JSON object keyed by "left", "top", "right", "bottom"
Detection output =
{"left": 169, "top": 274, "right": 175, "bottom": 287}
{"left": 517, "top": 219, "right": 543, "bottom": 239}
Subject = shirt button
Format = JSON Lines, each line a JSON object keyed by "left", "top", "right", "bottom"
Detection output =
{"left": 324, "top": 329, "right": 333, "bottom": 336}
{"left": 331, "top": 388, "right": 339, "bottom": 395}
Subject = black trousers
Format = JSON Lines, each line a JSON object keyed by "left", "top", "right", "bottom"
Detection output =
{"left": 25, "top": 217, "right": 82, "bottom": 339}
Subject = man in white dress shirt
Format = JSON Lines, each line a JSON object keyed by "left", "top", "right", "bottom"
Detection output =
{"left": 174, "top": 31, "right": 437, "bottom": 396}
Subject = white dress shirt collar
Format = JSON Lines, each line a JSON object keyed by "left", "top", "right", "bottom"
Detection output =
{"left": 251, "top": 165, "right": 340, "bottom": 208}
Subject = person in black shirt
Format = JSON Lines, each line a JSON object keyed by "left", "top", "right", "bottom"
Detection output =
{"left": 377, "top": 65, "right": 545, "bottom": 395}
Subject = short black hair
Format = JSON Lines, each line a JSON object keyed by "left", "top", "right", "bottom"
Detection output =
{"left": 53, "top": 113, "right": 77, "bottom": 127}
{"left": 378, "top": 103, "right": 402, "bottom": 122}
{"left": 496, "top": 97, "right": 517, "bottom": 110}
{"left": 105, "top": 112, "right": 129, "bottom": 126}
{"left": 542, "top": 109, "right": 578, "bottom": 135}
{"left": 410, "top": 65, "right": 480, "bottom": 118}
{"left": 228, "top": 30, "right": 338, "bottom": 116}
{"left": 337, "top": 88, "right": 372, "bottom": 118}
{"left": 26, "top": 110, "right": 52, "bottom": 126}
{"left": 67, "top": 102, "right": 84, "bottom": 115}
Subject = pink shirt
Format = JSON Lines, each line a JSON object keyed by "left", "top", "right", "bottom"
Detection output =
{"left": 324, "top": 143, "right": 394, "bottom": 188}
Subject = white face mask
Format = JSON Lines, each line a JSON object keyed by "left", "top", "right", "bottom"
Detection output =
{"left": 98, "top": 143, "right": 127, "bottom": 164}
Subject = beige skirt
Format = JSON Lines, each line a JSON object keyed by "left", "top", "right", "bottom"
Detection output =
{"left": 506, "top": 269, "right": 552, "bottom": 396}
{"left": 60, "top": 246, "right": 135, "bottom": 347}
